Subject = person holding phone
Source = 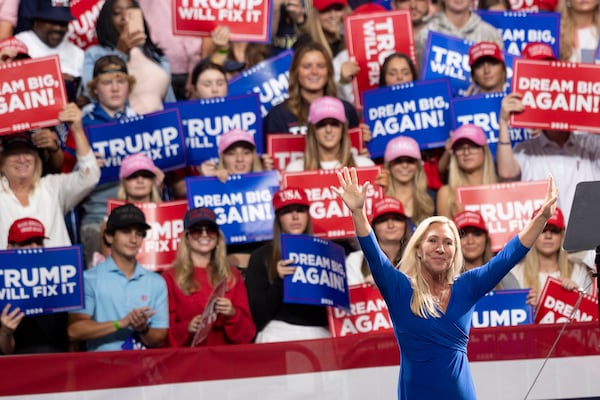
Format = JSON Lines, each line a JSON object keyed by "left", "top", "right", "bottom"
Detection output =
{"left": 82, "top": 0, "right": 176, "bottom": 114}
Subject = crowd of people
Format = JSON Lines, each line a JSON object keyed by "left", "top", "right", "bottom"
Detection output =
{"left": 0, "top": 0, "right": 598, "bottom": 363}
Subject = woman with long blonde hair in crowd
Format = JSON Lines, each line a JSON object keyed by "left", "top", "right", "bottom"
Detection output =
{"left": 437, "top": 124, "right": 497, "bottom": 218}
{"left": 558, "top": 0, "right": 600, "bottom": 62}
{"left": 162, "top": 207, "right": 255, "bottom": 347}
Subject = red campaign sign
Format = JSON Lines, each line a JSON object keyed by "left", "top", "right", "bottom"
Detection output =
{"left": 267, "top": 128, "right": 364, "bottom": 171}
{"left": 282, "top": 166, "right": 383, "bottom": 239}
{"left": 457, "top": 181, "right": 547, "bottom": 252}
{"left": 67, "top": 0, "right": 104, "bottom": 50}
{"left": 345, "top": 10, "right": 415, "bottom": 109}
{"left": 327, "top": 283, "right": 393, "bottom": 338}
{"left": 535, "top": 277, "right": 598, "bottom": 324}
{"left": 510, "top": 59, "right": 600, "bottom": 133}
{"left": 172, "top": 0, "right": 271, "bottom": 42}
{"left": 0, "top": 55, "right": 67, "bottom": 135}
{"left": 107, "top": 200, "right": 188, "bottom": 271}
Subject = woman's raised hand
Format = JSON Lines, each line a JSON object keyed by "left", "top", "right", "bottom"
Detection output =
{"left": 331, "top": 167, "right": 370, "bottom": 214}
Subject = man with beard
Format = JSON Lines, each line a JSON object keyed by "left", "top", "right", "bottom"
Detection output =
{"left": 15, "top": 0, "right": 84, "bottom": 97}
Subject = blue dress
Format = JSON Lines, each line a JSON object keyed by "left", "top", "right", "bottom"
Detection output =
{"left": 358, "top": 231, "right": 529, "bottom": 399}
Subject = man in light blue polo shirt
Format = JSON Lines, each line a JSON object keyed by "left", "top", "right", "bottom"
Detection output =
{"left": 68, "top": 204, "right": 168, "bottom": 351}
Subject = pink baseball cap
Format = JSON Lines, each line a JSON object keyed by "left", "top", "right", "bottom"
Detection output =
{"left": 218, "top": 129, "right": 255, "bottom": 155}
{"left": 0, "top": 37, "right": 29, "bottom": 59}
{"left": 119, "top": 153, "right": 164, "bottom": 183}
{"left": 454, "top": 210, "right": 488, "bottom": 232}
{"left": 468, "top": 42, "right": 504, "bottom": 67}
{"left": 308, "top": 96, "right": 347, "bottom": 125}
{"left": 532, "top": 207, "right": 565, "bottom": 230}
{"left": 384, "top": 136, "right": 422, "bottom": 163}
{"left": 8, "top": 218, "right": 48, "bottom": 244}
{"left": 521, "top": 42, "right": 557, "bottom": 60}
{"left": 451, "top": 124, "right": 488, "bottom": 148}
{"left": 370, "top": 197, "right": 407, "bottom": 223}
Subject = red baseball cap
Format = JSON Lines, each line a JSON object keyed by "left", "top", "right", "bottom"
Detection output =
{"left": 454, "top": 211, "right": 488, "bottom": 233}
{"left": 313, "top": 0, "right": 348, "bottom": 12}
{"left": 521, "top": 42, "right": 557, "bottom": 60}
{"left": 8, "top": 218, "right": 48, "bottom": 244}
{"left": 272, "top": 187, "right": 310, "bottom": 212}
{"left": 468, "top": 42, "right": 504, "bottom": 67}
{"left": 533, "top": 207, "right": 565, "bottom": 230}
{"left": 370, "top": 197, "right": 406, "bottom": 223}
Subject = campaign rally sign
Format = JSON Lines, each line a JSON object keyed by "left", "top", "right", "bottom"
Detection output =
{"left": 0, "top": 55, "right": 67, "bottom": 135}
{"left": 281, "top": 234, "right": 349, "bottom": 311}
{"left": 509, "top": 0, "right": 541, "bottom": 11}
{"left": 328, "top": 284, "right": 393, "bottom": 337}
{"left": 535, "top": 277, "right": 598, "bottom": 324}
{"left": 452, "top": 92, "right": 534, "bottom": 158}
{"left": 107, "top": 200, "right": 188, "bottom": 271}
{"left": 186, "top": 170, "right": 279, "bottom": 244}
{"left": 67, "top": 0, "right": 104, "bottom": 50}
{"left": 172, "top": 0, "right": 272, "bottom": 42}
{"left": 165, "top": 94, "right": 263, "bottom": 165}
{"left": 510, "top": 60, "right": 600, "bottom": 133}
{"left": 267, "top": 128, "right": 363, "bottom": 171}
{"left": 86, "top": 109, "right": 186, "bottom": 183}
{"left": 421, "top": 32, "right": 473, "bottom": 97}
{"left": 457, "top": 181, "right": 547, "bottom": 251}
{"left": 345, "top": 10, "right": 415, "bottom": 108}
{"left": 0, "top": 246, "right": 84, "bottom": 316}
{"left": 477, "top": 11, "right": 560, "bottom": 57}
{"left": 282, "top": 167, "right": 383, "bottom": 239}
{"left": 472, "top": 289, "right": 533, "bottom": 328}
{"left": 228, "top": 50, "right": 292, "bottom": 117}
{"left": 362, "top": 79, "right": 452, "bottom": 158}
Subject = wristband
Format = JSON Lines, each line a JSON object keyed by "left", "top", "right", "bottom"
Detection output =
{"left": 216, "top": 48, "right": 228, "bottom": 55}
{"left": 113, "top": 320, "right": 121, "bottom": 331}
{"left": 497, "top": 141, "right": 511, "bottom": 145}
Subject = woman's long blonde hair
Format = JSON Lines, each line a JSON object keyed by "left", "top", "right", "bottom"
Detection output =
{"left": 558, "top": 0, "right": 600, "bottom": 60}
{"left": 446, "top": 145, "right": 497, "bottom": 217}
{"left": 172, "top": 229, "right": 232, "bottom": 295}
{"left": 520, "top": 230, "right": 574, "bottom": 294}
{"left": 399, "top": 216, "right": 463, "bottom": 318}
{"left": 286, "top": 42, "right": 338, "bottom": 126}
{"left": 303, "top": 121, "right": 355, "bottom": 170}
{"left": 384, "top": 160, "right": 434, "bottom": 224}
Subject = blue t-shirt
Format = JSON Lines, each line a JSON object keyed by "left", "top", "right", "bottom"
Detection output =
{"left": 74, "top": 257, "right": 169, "bottom": 351}
{"left": 358, "top": 231, "right": 528, "bottom": 399}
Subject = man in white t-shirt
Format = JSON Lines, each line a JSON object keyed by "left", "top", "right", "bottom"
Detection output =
{"left": 15, "top": 0, "right": 84, "bottom": 98}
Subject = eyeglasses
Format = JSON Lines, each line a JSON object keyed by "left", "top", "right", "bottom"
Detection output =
{"left": 125, "top": 170, "right": 156, "bottom": 180}
{"left": 189, "top": 225, "right": 219, "bottom": 239}
{"left": 116, "top": 227, "right": 147, "bottom": 238}
{"left": 453, "top": 143, "right": 482, "bottom": 155}
{"left": 315, "top": 119, "right": 343, "bottom": 129}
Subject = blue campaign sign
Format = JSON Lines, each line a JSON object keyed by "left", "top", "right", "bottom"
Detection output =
{"left": 164, "top": 94, "right": 263, "bottom": 165}
{"left": 451, "top": 92, "right": 534, "bottom": 158}
{"left": 86, "top": 109, "right": 186, "bottom": 184}
{"left": 472, "top": 289, "right": 534, "bottom": 328}
{"left": 281, "top": 234, "right": 349, "bottom": 311}
{"left": 185, "top": 171, "right": 279, "bottom": 244}
{"left": 421, "top": 32, "right": 473, "bottom": 97}
{"left": 477, "top": 11, "right": 560, "bottom": 57}
{"left": 228, "top": 50, "right": 292, "bottom": 117}
{"left": 0, "top": 246, "right": 84, "bottom": 316}
{"left": 362, "top": 79, "right": 452, "bottom": 157}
